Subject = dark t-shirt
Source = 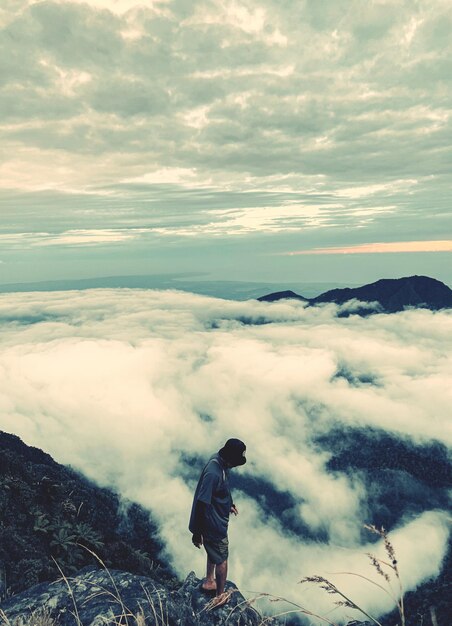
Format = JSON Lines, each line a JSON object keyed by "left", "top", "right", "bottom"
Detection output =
{"left": 189, "top": 453, "right": 233, "bottom": 540}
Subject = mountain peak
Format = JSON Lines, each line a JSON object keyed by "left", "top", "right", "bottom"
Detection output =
{"left": 257, "top": 289, "right": 307, "bottom": 303}
{"left": 258, "top": 275, "right": 452, "bottom": 313}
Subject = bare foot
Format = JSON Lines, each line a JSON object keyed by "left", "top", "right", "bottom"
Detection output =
{"left": 205, "top": 591, "right": 230, "bottom": 610}
{"left": 201, "top": 579, "right": 217, "bottom": 592}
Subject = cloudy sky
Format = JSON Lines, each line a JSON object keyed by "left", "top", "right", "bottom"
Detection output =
{"left": 1, "top": 0, "right": 451, "bottom": 288}
{"left": 0, "top": 289, "right": 450, "bottom": 621}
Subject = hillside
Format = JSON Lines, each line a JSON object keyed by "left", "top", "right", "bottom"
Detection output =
{"left": 1, "top": 431, "right": 450, "bottom": 625}
{"left": 0, "top": 431, "right": 174, "bottom": 599}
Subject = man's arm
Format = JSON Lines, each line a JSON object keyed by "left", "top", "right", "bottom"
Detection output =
{"left": 192, "top": 500, "right": 207, "bottom": 547}
{"left": 191, "top": 467, "right": 219, "bottom": 547}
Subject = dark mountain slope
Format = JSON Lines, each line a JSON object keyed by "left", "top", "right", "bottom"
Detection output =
{"left": 258, "top": 275, "right": 452, "bottom": 313}
{"left": 0, "top": 431, "right": 174, "bottom": 599}
{"left": 314, "top": 426, "right": 452, "bottom": 626}
{"left": 312, "top": 275, "right": 452, "bottom": 311}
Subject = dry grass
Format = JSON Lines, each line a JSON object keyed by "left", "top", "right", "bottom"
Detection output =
{"left": 0, "top": 608, "right": 57, "bottom": 626}
{"left": 0, "top": 545, "right": 170, "bottom": 626}
{"left": 237, "top": 590, "right": 342, "bottom": 626}
{"left": 236, "top": 524, "right": 418, "bottom": 626}
{"left": 298, "top": 524, "right": 406, "bottom": 626}
{"left": 0, "top": 527, "right": 441, "bottom": 626}
{"left": 0, "top": 607, "right": 162, "bottom": 626}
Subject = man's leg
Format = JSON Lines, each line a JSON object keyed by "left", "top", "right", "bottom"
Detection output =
{"left": 202, "top": 556, "right": 217, "bottom": 591}
{"left": 215, "top": 559, "right": 228, "bottom": 596}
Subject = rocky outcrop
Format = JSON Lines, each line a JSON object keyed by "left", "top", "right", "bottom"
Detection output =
{"left": 0, "top": 567, "right": 261, "bottom": 626}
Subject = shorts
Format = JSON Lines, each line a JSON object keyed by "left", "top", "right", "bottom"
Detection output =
{"left": 203, "top": 535, "right": 229, "bottom": 565}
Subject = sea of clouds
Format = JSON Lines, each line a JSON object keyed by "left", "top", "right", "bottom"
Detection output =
{"left": 0, "top": 288, "right": 450, "bottom": 622}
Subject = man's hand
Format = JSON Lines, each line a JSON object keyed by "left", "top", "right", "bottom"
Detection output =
{"left": 192, "top": 533, "right": 203, "bottom": 548}
{"left": 230, "top": 504, "right": 238, "bottom": 516}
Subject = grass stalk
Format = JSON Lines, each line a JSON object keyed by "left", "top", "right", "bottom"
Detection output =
{"left": 51, "top": 557, "right": 83, "bottom": 626}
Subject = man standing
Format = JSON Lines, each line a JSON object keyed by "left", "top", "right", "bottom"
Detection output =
{"left": 189, "top": 438, "right": 247, "bottom": 609}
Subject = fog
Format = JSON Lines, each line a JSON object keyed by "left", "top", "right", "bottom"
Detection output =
{"left": 0, "top": 288, "right": 450, "bottom": 622}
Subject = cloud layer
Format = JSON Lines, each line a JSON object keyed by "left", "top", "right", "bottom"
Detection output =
{"left": 0, "top": 288, "right": 450, "bottom": 622}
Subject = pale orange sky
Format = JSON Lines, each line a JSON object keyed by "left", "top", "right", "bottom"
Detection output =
{"left": 286, "top": 240, "right": 452, "bottom": 255}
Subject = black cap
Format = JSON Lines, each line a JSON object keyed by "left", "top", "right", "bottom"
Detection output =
{"left": 219, "top": 438, "right": 247, "bottom": 467}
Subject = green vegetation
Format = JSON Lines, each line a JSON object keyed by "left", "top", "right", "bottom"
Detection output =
{"left": 0, "top": 432, "right": 173, "bottom": 599}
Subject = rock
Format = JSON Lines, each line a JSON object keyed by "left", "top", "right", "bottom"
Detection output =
{"left": 180, "top": 571, "right": 261, "bottom": 626}
{"left": 0, "top": 567, "right": 261, "bottom": 626}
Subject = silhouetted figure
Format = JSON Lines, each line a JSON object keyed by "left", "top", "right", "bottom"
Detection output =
{"left": 189, "top": 439, "right": 247, "bottom": 609}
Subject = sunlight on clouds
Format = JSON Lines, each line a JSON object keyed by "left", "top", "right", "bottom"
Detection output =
{"left": 338, "top": 179, "right": 418, "bottom": 199}
{"left": 190, "top": 64, "right": 295, "bottom": 79}
{"left": 401, "top": 16, "right": 424, "bottom": 46}
{"left": 39, "top": 58, "right": 92, "bottom": 95}
{"left": 0, "top": 152, "right": 77, "bottom": 191}
{"left": 207, "top": 203, "right": 333, "bottom": 232}
{"left": 123, "top": 167, "right": 200, "bottom": 185}
{"left": 152, "top": 202, "right": 341, "bottom": 236}
{"left": 186, "top": 0, "right": 287, "bottom": 46}
{"left": 41, "top": 0, "right": 170, "bottom": 15}
{"left": 0, "top": 139, "right": 159, "bottom": 192}
{"left": 37, "top": 228, "right": 144, "bottom": 246}
{"left": 182, "top": 106, "right": 212, "bottom": 129}
{"left": 0, "top": 229, "right": 149, "bottom": 248}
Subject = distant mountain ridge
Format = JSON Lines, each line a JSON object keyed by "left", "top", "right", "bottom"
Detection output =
{"left": 257, "top": 289, "right": 308, "bottom": 303}
{"left": 0, "top": 275, "right": 351, "bottom": 301}
{"left": 258, "top": 275, "right": 452, "bottom": 312}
